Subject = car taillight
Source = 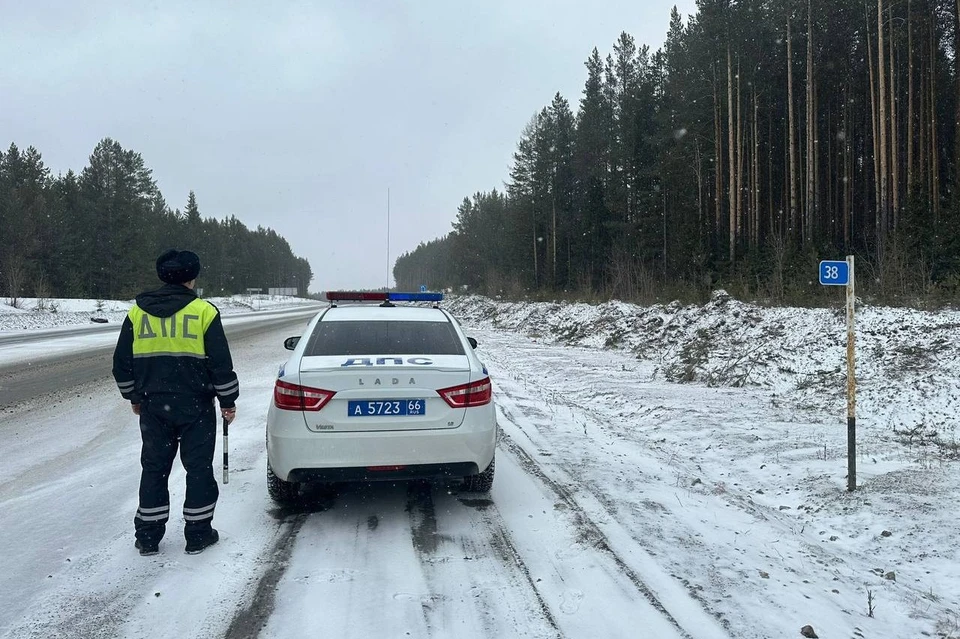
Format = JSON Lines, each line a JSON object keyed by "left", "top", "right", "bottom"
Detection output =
{"left": 274, "top": 380, "right": 335, "bottom": 412}
{"left": 438, "top": 377, "right": 492, "bottom": 408}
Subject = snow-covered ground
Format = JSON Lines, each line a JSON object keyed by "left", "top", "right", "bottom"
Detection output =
{"left": 0, "top": 294, "right": 316, "bottom": 332}
{"left": 1, "top": 292, "right": 958, "bottom": 638}
{"left": 444, "top": 293, "right": 960, "bottom": 637}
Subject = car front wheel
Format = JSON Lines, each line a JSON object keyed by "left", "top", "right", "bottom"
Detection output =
{"left": 462, "top": 455, "right": 495, "bottom": 493}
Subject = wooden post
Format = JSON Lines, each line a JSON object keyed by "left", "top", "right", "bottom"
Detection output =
{"left": 846, "top": 254, "right": 857, "bottom": 492}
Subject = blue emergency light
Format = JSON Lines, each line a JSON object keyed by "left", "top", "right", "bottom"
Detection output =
{"left": 325, "top": 291, "right": 444, "bottom": 304}
{"left": 388, "top": 292, "right": 444, "bottom": 302}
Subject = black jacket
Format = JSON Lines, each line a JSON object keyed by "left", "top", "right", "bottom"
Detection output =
{"left": 112, "top": 285, "right": 239, "bottom": 411}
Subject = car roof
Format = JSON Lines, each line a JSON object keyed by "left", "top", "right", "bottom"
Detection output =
{"left": 319, "top": 305, "right": 452, "bottom": 323}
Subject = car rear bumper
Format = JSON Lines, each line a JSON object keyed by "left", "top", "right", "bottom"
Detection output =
{"left": 267, "top": 404, "right": 497, "bottom": 482}
{"left": 287, "top": 462, "right": 479, "bottom": 484}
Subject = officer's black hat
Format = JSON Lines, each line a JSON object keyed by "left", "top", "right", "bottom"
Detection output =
{"left": 156, "top": 249, "right": 201, "bottom": 284}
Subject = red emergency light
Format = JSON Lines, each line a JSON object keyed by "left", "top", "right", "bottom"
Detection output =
{"left": 324, "top": 291, "right": 389, "bottom": 302}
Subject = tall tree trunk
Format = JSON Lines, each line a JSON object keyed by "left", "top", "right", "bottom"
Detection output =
{"left": 843, "top": 83, "right": 852, "bottom": 248}
{"left": 800, "top": 83, "right": 806, "bottom": 222}
{"left": 783, "top": 123, "right": 789, "bottom": 239}
{"left": 753, "top": 89, "right": 760, "bottom": 247}
{"left": 714, "top": 64, "right": 724, "bottom": 234}
{"left": 695, "top": 138, "right": 704, "bottom": 240}
{"left": 805, "top": 0, "right": 815, "bottom": 245}
{"left": 907, "top": 0, "right": 915, "bottom": 200}
{"left": 532, "top": 208, "right": 538, "bottom": 288}
{"left": 877, "top": 0, "right": 888, "bottom": 253}
{"left": 736, "top": 57, "right": 744, "bottom": 241}
{"left": 889, "top": 3, "right": 899, "bottom": 231}
{"left": 787, "top": 16, "right": 798, "bottom": 242}
{"left": 551, "top": 179, "right": 557, "bottom": 287}
{"left": 930, "top": 19, "right": 941, "bottom": 222}
{"left": 662, "top": 187, "right": 668, "bottom": 275}
{"left": 727, "top": 45, "right": 736, "bottom": 260}
{"left": 956, "top": 0, "right": 960, "bottom": 195}
{"left": 769, "top": 116, "right": 775, "bottom": 239}
{"left": 868, "top": 21, "right": 880, "bottom": 235}
{"left": 920, "top": 39, "right": 928, "bottom": 207}
{"left": 814, "top": 76, "right": 820, "bottom": 235}
{"left": 827, "top": 109, "right": 834, "bottom": 240}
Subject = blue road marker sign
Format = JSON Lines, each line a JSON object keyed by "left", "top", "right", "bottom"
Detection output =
{"left": 819, "top": 260, "right": 849, "bottom": 286}
{"left": 420, "top": 284, "right": 427, "bottom": 292}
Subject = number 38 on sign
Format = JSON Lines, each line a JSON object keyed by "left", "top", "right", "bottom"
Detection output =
{"left": 819, "top": 260, "right": 849, "bottom": 286}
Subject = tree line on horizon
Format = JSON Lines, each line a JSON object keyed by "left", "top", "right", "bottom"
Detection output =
{"left": 0, "top": 138, "right": 312, "bottom": 303}
{"left": 395, "top": 0, "right": 960, "bottom": 303}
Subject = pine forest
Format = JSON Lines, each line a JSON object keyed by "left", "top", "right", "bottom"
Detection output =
{"left": 0, "top": 138, "right": 312, "bottom": 301}
{"left": 394, "top": 0, "right": 960, "bottom": 303}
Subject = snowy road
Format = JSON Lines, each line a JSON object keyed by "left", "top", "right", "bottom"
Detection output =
{"left": 0, "top": 308, "right": 321, "bottom": 407}
{"left": 3, "top": 311, "right": 936, "bottom": 637}
{"left": 0, "top": 316, "right": 738, "bottom": 639}
{"left": 0, "top": 306, "right": 323, "bottom": 369}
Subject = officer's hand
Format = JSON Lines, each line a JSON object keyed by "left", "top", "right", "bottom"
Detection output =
{"left": 131, "top": 403, "right": 141, "bottom": 416}
{"left": 221, "top": 407, "right": 236, "bottom": 424}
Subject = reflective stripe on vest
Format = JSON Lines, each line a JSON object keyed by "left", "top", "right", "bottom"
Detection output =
{"left": 128, "top": 298, "right": 218, "bottom": 359}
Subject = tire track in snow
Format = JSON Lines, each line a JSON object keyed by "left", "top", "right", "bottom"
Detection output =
{"left": 223, "top": 490, "right": 337, "bottom": 639}
{"left": 482, "top": 335, "right": 732, "bottom": 637}
{"left": 497, "top": 426, "right": 698, "bottom": 639}
{"left": 404, "top": 482, "right": 444, "bottom": 638}
{"left": 404, "top": 480, "right": 562, "bottom": 639}
{"left": 475, "top": 505, "right": 563, "bottom": 638}
{"left": 222, "top": 515, "right": 305, "bottom": 639}
{"left": 486, "top": 334, "right": 858, "bottom": 635}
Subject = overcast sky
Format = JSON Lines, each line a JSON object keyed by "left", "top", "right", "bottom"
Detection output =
{"left": 1, "top": 0, "right": 698, "bottom": 292}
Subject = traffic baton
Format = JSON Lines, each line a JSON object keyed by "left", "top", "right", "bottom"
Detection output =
{"left": 222, "top": 413, "right": 231, "bottom": 484}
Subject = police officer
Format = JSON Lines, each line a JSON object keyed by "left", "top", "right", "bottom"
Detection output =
{"left": 113, "top": 249, "right": 239, "bottom": 556}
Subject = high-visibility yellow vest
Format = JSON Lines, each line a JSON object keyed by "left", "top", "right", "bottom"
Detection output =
{"left": 128, "top": 298, "right": 218, "bottom": 359}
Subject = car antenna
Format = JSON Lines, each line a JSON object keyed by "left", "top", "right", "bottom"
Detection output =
{"left": 386, "top": 186, "right": 391, "bottom": 293}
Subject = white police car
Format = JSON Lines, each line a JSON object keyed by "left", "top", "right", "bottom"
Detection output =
{"left": 266, "top": 291, "right": 497, "bottom": 502}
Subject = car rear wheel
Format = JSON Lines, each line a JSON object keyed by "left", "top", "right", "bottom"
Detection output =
{"left": 462, "top": 455, "right": 495, "bottom": 493}
{"left": 267, "top": 460, "right": 300, "bottom": 504}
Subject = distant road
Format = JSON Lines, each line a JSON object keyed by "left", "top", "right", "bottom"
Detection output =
{"left": 0, "top": 306, "right": 321, "bottom": 347}
{"left": 0, "top": 306, "right": 321, "bottom": 408}
{"left": 0, "top": 322, "right": 120, "bottom": 346}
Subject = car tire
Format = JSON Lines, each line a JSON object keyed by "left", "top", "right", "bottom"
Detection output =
{"left": 267, "top": 460, "right": 300, "bottom": 504}
{"left": 462, "top": 455, "right": 495, "bottom": 493}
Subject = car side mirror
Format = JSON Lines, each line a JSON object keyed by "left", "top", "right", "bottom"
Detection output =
{"left": 468, "top": 337, "right": 478, "bottom": 349}
{"left": 284, "top": 336, "right": 300, "bottom": 351}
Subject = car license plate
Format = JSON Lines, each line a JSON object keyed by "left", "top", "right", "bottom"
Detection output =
{"left": 348, "top": 399, "right": 426, "bottom": 417}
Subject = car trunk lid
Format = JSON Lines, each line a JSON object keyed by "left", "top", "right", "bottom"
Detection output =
{"left": 297, "top": 354, "right": 472, "bottom": 432}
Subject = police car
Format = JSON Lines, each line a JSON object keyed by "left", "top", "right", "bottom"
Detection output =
{"left": 266, "top": 291, "right": 497, "bottom": 502}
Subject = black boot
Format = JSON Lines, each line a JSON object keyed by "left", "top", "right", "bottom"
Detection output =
{"left": 184, "top": 529, "right": 219, "bottom": 555}
{"left": 135, "top": 540, "right": 159, "bottom": 556}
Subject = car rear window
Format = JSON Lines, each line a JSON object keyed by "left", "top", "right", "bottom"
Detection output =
{"left": 305, "top": 320, "right": 466, "bottom": 356}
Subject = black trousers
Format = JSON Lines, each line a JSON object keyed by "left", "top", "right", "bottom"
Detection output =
{"left": 134, "top": 396, "right": 219, "bottom": 545}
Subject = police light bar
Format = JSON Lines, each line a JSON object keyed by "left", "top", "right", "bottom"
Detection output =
{"left": 388, "top": 292, "right": 444, "bottom": 302}
{"left": 325, "top": 291, "right": 388, "bottom": 302}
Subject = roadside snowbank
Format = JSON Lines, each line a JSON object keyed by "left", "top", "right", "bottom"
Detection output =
{"left": 0, "top": 295, "right": 316, "bottom": 332}
{"left": 447, "top": 292, "right": 960, "bottom": 636}
{"left": 446, "top": 292, "right": 960, "bottom": 452}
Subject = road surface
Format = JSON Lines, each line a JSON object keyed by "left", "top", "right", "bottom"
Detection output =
{"left": 0, "top": 315, "right": 736, "bottom": 638}
{"left": 0, "top": 308, "right": 320, "bottom": 408}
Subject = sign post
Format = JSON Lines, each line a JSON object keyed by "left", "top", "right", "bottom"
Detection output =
{"left": 819, "top": 256, "right": 857, "bottom": 492}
